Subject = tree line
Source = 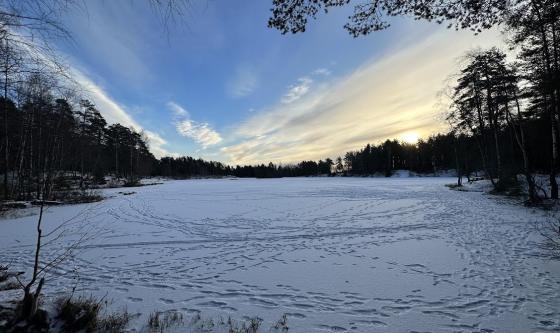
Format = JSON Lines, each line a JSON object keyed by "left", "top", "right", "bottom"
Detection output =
{"left": 155, "top": 118, "right": 552, "bottom": 184}
{"left": 157, "top": 157, "right": 334, "bottom": 178}
{"left": 1, "top": 89, "right": 155, "bottom": 201}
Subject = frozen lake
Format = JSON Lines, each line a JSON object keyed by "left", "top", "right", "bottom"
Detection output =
{"left": 1, "top": 178, "right": 559, "bottom": 332}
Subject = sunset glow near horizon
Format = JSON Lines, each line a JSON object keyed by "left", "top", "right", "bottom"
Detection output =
{"left": 400, "top": 132, "right": 420, "bottom": 144}
{"left": 56, "top": 2, "right": 504, "bottom": 165}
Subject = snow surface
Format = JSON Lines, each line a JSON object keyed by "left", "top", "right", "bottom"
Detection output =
{"left": 1, "top": 177, "right": 559, "bottom": 332}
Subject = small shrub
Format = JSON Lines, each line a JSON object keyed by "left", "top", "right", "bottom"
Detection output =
{"left": 92, "top": 170, "right": 107, "bottom": 185}
{"left": 493, "top": 175, "right": 521, "bottom": 196}
{"left": 538, "top": 215, "right": 560, "bottom": 257}
{"left": 98, "top": 310, "right": 130, "bottom": 333}
{"left": 54, "top": 295, "right": 129, "bottom": 333}
{"left": 223, "top": 316, "right": 263, "bottom": 333}
{"left": 55, "top": 295, "right": 102, "bottom": 332}
{"left": 52, "top": 176, "right": 74, "bottom": 192}
{"left": 148, "top": 311, "right": 184, "bottom": 332}
{"left": 123, "top": 179, "right": 141, "bottom": 188}
{"left": 105, "top": 178, "right": 123, "bottom": 188}
{"left": 273, "top": 314, "right": 289, "bottom": 331}
{"left": 53, "top": 189, "right": 103, "bottom": 204}
{"left": 249, "top": 317, "right": 263, "bottom": 332}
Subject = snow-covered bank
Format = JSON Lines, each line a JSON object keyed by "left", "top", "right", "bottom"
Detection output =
{"left": 1, "top": 178, "right": 559, "bottom": 332}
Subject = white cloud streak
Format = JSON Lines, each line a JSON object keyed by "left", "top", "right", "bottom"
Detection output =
{"left": 167, "top": 101, "right": 189, "bottom": 117}
{"left": 282, "top": 77, "right": 313, "bottom": 104}
{"left": 168, "top": 101, "right": 223, "bottom": 148}
{"left": 176, "top": 120, "right": 223, "bottom": 148}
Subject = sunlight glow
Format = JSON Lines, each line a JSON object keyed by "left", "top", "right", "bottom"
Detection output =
{"left": 401, "top": 132, "right": 420, "bottom": 144}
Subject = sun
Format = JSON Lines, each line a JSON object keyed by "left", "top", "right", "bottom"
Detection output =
{"left": 401, "top": 132, "right": 420, "bottom": 144}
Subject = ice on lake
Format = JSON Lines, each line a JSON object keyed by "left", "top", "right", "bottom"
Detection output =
{"left": 1, "top": 177, "right": 559, "bottom": 332}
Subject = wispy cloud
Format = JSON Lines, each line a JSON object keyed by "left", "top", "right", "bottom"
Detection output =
{"left": 313, "top": 68, "right": 331, "bottom": 76}
{"left": 227, "top": 65, "right": 257, "bottom": 98}
{"left": 167, "top": 101, "right": 189, "bottom": 117}
{"left": 221, "top": 29, "right": 502, "bottom": 165}
{"left": 176, "top": 120, "right": 223, "bottom": 148}
{"left": 168, "top": 101, "right": 223, "bottom": 148}
{"left": 282, "top": 77, "right": 313, "bottom": 104}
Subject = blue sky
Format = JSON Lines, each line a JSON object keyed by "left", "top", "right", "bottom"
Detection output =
{"left": 55, "top": 1, "right": 502, "bottom": 164}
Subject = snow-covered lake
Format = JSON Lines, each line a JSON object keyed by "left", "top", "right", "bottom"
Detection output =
{"left": 1, "top": 178, "right": 559, "bottom": 332}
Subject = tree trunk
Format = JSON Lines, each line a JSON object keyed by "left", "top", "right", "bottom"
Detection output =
{"left": 551, "top": 105, "right": 559, "bottom": 199}
{"left": 473, "top": 84, "right": 497, "bottom": 187}
{"left": 20, "top": 202, "right": 44, "bottom": 321}
{"left": 508, "top": 95, "right": 538, "bottom": 203}
{"left": 492, "top": 125, "right": 502, "bottom": 182}
{"left": 534, "top": 3, "right": 559, "bottom": 199}
{"left": 475, "top": 136, "right": 495, "bottom": 186}
{"left": 483, "top": 66, "right": 502, "bottom": 183}
{"left": 20, "top": 277, "right": 44, "bottom": 321}
{"left": 3, "top": 46, "right": 9, "bottom": 200}
{"left": 115, "top": 143, "right": 118, "bottom": 179}
{"left": 454, "top": 140, "right": 462, "bottom": 186}
{"left": 80, "top": 110, "right": 86, "bottom": 189}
